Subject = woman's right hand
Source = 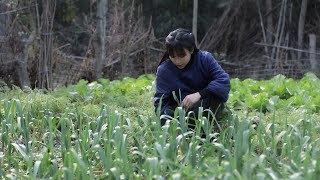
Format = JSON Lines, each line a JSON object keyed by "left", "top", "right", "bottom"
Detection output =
{"left": 182, "top": 92, "right": 201, "bottom": 109}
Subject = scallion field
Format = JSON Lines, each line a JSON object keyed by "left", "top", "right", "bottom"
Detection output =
{"left": 0, "top": 73, "right": 319, "bottom": 179}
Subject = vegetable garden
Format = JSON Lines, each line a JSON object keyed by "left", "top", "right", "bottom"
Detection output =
{"left": 0, "top": 73, "right": 319, "bottom": 179}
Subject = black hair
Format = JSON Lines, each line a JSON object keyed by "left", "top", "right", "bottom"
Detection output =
{"left": 159, "top": 28, "right": 199, "bottom": 66}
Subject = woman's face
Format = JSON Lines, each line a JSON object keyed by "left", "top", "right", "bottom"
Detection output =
{"left": 169, "top": 48, "right": 192, "bottom": 69}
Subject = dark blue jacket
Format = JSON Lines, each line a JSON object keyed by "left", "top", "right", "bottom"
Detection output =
{"left": 154, "top": 50, "right": 230, "bottom": 116}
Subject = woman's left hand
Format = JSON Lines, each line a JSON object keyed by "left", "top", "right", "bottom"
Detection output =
{"left": 182, "top": 92, "right": 201, "bottom": 109}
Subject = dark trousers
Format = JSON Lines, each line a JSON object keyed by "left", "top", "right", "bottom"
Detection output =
{"left": 186, "top": 97, "right": 225, "bottom": 131}
{"left": 160, "top": 97, "right": 226, "bottom": 131}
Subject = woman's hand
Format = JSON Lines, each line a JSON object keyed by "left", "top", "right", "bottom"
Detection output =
{"left": 182, "top": 92, "right": 201, "bottom": 109}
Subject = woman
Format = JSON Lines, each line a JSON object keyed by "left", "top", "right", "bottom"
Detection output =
{"left": 154, "top": 28, "right": 230, "bottom": 128}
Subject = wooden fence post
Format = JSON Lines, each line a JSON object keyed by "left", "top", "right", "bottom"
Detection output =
{"left": 309, "top": 34, "right": 318, "bottom": 75}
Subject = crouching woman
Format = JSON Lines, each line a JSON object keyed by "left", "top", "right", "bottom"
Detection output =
{"left": 153, "top": 28, "right": 231, "bottom": 130}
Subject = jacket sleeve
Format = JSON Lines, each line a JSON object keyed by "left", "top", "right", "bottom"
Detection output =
{"left": 153, "top": 67, "right": 175, "bottom": 117}
{"left": 199, "top": 53, "right": 230, "bottom": 102}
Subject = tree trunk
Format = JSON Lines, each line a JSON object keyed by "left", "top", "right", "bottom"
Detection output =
{"left": 38, "top": 0, "right": 55, "bottom": 89}
{"left": 17, "top": 32, "right": 35, "bottom": 89}
{"left": 192, "top": 0, "right": 198, "bottom": 45}
{"left": 95, "top": 0, "right": 107, "bottom": 79}
{"left": 297, "top": 0, "right": 308, "bottom": 60}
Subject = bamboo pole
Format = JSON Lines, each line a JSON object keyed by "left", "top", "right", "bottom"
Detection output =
{"left": 192, "top": 0, "right": 198, "bottom": 45}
